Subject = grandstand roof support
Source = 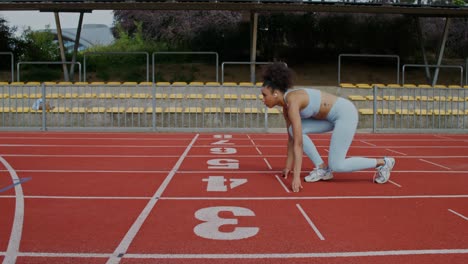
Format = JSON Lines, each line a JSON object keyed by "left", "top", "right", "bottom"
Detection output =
{"left": 432, "top": 17, "right": 451, "bottom": 87}
{"left": 250, "top": 11, "right": 259, "bottom": 84}
{"left": 53, "top": 12, "right": 70, "bottom": 82}
{"left": 69, "top": 12, "right": 84, "bottom": 82}
{"left": 416, "top": 17, "right": 432, "bottom": 83}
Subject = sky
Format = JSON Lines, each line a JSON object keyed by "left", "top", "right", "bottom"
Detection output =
{"left": 0, "top": 10, "right": 114, "bottom": 33}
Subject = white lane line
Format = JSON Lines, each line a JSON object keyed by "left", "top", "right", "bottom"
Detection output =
{"left": 386, "top": 148, "right": 407, "bottom": 156}
{"left": 161, "top": 195, "right": 468, "bottom": 200}
{"left": 263, "top": 158, "right": 272, "bottom": 170}
{"left": 105, "top": 134, "right": 199, "bottom": 264}
{"left": 389, "top": 180, "right": 402, "bottom": 188}
{"left": 0, "top": 154, "right": 180, "bottom": 158}
{"left": 274, "top": 175, "right": 290, "bottom": 193}
{"left": 247, "top": 135, "right": 263, "bottom": 155}
{"left": 448, "top": 209, "right": 468, "bottom": 221}
{"left": 419, "top": 159, "right": 451, "bottom": 170}
{"left": 2, "top": 169, "right": 467, "bottom": 174}
{"left": 1, "top": 248, "right": 467, "bottom": 258}
{"left": 296, "top": 204, "right": 325, "bottom": 240}
{"left": 360, "top": 141, "right": 376, "bottom": 146}
{"left": 0, "top": 156, "right": 25, "bottom": 264}
{"left": 1, "top": 249, "right": 466, "bottom": 258}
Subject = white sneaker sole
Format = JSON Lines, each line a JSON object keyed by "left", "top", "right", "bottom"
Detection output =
{"left": 304, "top": 173, "right": 333, "bottom": 183}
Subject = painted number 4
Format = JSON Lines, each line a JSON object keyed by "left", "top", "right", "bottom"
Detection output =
{"left": 194, "top": 206, "right": 259, "bottom": 240}
{"left": 203, "top": 176, "right": 247, "bottom": 192}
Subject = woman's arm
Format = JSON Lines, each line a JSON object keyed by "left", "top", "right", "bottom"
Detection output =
{"left": 287, "top": 101, "right": 304, "bottom": 192}
{"left": 283, "top": 106, "right": 294, "bottom": 178}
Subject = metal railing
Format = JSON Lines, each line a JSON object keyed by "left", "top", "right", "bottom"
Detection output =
{"left": 16, "top": 61, "right": 82, "bottom": 82}
{"left": 83, "top": 51, "right": 150, "bottom": 82}
{"left": 152, "top": 52, "right": 219, "bottom": 83}
{"left": 402, "top": 64, "right": 464, "bottom": 86}
{"left": 337, "top": 53, "right": 400, "bottom": 86}
{"left": 0, "top": 52, "right": 14, "bottom": 82}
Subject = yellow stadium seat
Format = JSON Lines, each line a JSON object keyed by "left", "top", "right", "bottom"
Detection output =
{"left": 145, "top": 107, "right": 163, "bottom": 113}
{"left": 71, "top": 107, "right": 87, "bottom": 113}
{"left": 51, "top": 107, "right": 69, "bottom": 113}
{"left": 224, "top": 94, "right": 238, "bottom": 100}
{"left": 415, "top": 109, "right": 433, "bottom": 115}
{"left": 355, "top": 83, "right": 372, "bottom": 89}
{"left": 395, "top": 109, "right": 414, "bottom": 115}
{"left": 377, "top": 109, "right": 395, "bottom": 115}
{"left": 184, "top": 107, "right": 203, "bottom": 113}
{"left": 0, "top": 82, "right": 9, "bottom": 85}
{"left": 400, "top": 96, "right": 415, "bottom": 101}
{"left": 72, "top": 82, "right": 89, "bottom": 86}
{"left": 243, "top": 107, "right": 260, "bottom": 114}
{"left": 383, "top": 96, "right": 399, "bottom": 101}
{"left": 189, "top": 82, "right": 204, "bottom": 86}
{"left": 255, "top": 82, "right": 263, "bottom": 86}
{"left": 263, "top": 108, "right": 282, "bottom": 114}
{"left": 89, "top": 107, "right": 106, "bottom": 113}
{"left": 64, "top": 93, "right": 79, "bottom": 99}
{"left": 204, "top": 107, "right": 221, "bottom": 113}
{"left": 57, "top": 81, "right": 73, "bottom": 85}
{"left": 434, "top": 85, "right": 447, "bottom": 89}
{"left": 358, "top": 108, "right": 373, "bottom": 115}
{"left": 10, "top": 82, "right": 24, "bottom": 85}
{"left": 340, "top": 83, "right": 355, "bottom": 88}
{"left": 0, "top": 93, "right": 9, "bottom": 98}
{"left": 117, "top": 93, "right": 131, "bottom": 99}
{"left": 74, "top": 82, "right": 89, "bottom": 85}
{"left": 433, "top": 109, "right": 449, "bottom": 115}
{"left": 222, "top": 82, "right": 237, "bottom": 86}
{"left": 172, "top": 82, "right": 187, "bottom": 86}
{"left": 365, "top": 95, "right": 383, "bottom": 101}
{"left": 126, "top": 107, "right": 145, "bottom": 113}
{"left": 204, "top": 94, "right": 221, "bottom": 99}
{"left": 155, "top": 93, "right": 168, "bottom": 99}
{"left": 15, "top": 107, "right": 30, "bottom": 113}
{"left": 348, "top": 95, "right": 366, "bottom": 101}
{"left": 186, "top": 94, "right": 203, "bottom": 99}
{"left": 10, "top": 93, "right": 28, "bottom": 99}
{"left": 386, "top": 84, "right": 402, "bottom": 88}
{"left": 0, "top": 107, "right": 13, "bottom": 112}
{"left": 165, "top": 107, "right": 183, "bottom": 113}
{"left": 123, "top": 82, "right": 138, "bottom": 85}
{"left": 107, "top": 107, "right": 125, "bottom": 113}
{"left": 169, "top": 94, "right": 184, "bottom": 99}
{"left": 241, "top": 94, "right": 257, "bottom": 100}
{"left": 98, "top": 93, "right": 115, "bottom": 99}
{"left": 79, "top": 93, "right": 97, "bottom": 98}
{"left": 448, "top": 85, "right": 462, "bottom": 89}
{"left": 239, "top": 82, "right": 254, "bottom": 87}
{"left": 139, "top": 82, "right": 153, "bottom": 86}
{"left": 416, "top": 84, "right": 431, "bottom": 88}
{"left": 132, "top": 93, "right": 151, "bottom": 99}
{"left": 224, "top": 107, "right": 240, "bottom": 113}
{"left": 205, "top": 82, "right": 221, "bottom": 86}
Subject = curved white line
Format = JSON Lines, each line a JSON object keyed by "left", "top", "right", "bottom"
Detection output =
{"left": 0, "top": 156, "right": 25, "bottom": 264}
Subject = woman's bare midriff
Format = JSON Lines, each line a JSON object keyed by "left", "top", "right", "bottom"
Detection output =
{"left": 313, "top": 92, "right": 338, "bottom": 120}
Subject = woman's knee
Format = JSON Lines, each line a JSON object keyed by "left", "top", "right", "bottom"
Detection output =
{"left": 328, "top": 160, "right": 347, "bottom": 172}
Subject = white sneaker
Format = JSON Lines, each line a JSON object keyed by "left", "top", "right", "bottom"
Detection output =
{"left": 374, "top": 157, "right": 395, "bottom": 184}
{"left": 304, "top": 167, "right": 333, "bottom": 182}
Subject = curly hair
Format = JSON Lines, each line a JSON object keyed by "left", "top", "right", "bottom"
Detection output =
{"left": 261, "top": 62, "right": 293, "bottom": 93}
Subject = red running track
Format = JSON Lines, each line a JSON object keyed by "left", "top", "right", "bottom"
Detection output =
{"left": 0, "top": 132, "right": 467, "bottom": 264}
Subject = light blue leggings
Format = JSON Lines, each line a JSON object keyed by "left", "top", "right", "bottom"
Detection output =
{"left": 288, "top": 98, "right": 377, "bottom": 172}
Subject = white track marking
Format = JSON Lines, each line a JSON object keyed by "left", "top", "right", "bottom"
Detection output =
{"left": 274, "top": 175, "right": 290, "bottom": 193}
{"left": 0, "top": 156, "right": 25, "bottom": 264}
{"left": 263, "top": 158, "right": 272, "bottom": 170}
{"left": 0, "top": 154, "right": 180, "bottom": 158}
{"left": 389, "top": 180, "right": 402, "bottom": 188}
{"left": 1, "top": 194, "right": 467, "bottom": 201}
{"left": 448, "top": 209, "right": 468, "bottom": 221}
{"left": 105, "top": 134, "right": 199, "bottom": 264}
{"left": 419, "top": 159, "right": 452, "bottom": 170}
{"left": 0, "top": 249, "right": 466, "bottom": 259}
{"left": 296, "top": 204, "right": 325, "bottom": 240}
{"left": 385, "top": 148, "right": 407, "bottom": 156}
{"left": 247, "top": 135, "right": 263, "bottom": 155}
{"left": 360, "top": 141, "right": 376, "bottom": 146}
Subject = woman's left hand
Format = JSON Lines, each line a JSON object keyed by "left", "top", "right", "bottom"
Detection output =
{"left": 291, "top": 177, "right": 303, "bottom": 193}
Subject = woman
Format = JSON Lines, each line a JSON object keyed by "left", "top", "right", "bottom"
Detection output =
{"left": 260, "top": 63, "right": 395, "bottom": 192}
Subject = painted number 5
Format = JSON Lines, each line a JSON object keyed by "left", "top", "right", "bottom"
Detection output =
{"left": 194, "top": 206, "right": 259, "bottom": 240}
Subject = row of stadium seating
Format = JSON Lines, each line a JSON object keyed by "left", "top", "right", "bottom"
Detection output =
{"left": 0, "top": 93, "right": 261, "bottom": 100}
{"left": 2, "top": 106, "right": 466, "bottom": 115}
{"left": 340, "top": 83, "right": 468, "bottom": 89}
{"left": 348, "top": 95, "right": 468, "bottom": 102}
{"left": 0, "top": 106, "right": 280, "bottom": 114}
{"left": 0, "top": 81, "right": 261, "bottom": 86}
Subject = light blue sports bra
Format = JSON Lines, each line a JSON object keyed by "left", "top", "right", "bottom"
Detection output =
{"left": 284, "top": 88, "right": 321, "bottom": 119}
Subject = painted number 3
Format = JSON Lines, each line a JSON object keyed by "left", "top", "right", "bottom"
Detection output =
{"left": 194, "top": 206, "right": 259, "bottom": 240}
